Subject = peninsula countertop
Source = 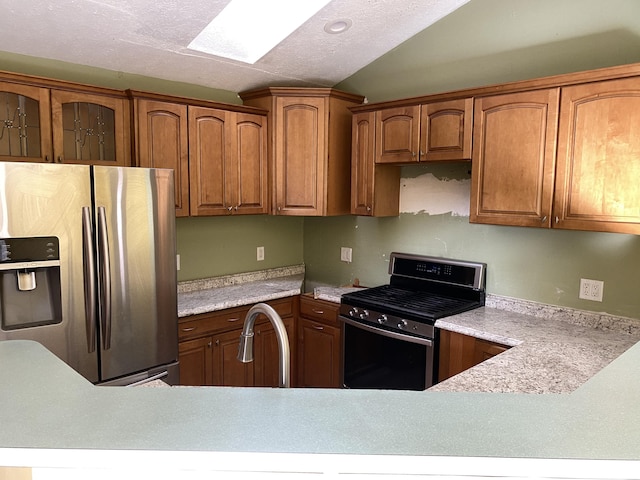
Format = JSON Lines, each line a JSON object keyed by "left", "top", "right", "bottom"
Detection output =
{"left": 2, "top": 339, "right": 640, "bottom": 479}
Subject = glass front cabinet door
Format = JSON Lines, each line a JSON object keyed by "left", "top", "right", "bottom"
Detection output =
{"left": 50, "top": 90, "right": 131, "bottom": 166}
{"left": 0, "top": 82, "right": 53, "bottom": 163}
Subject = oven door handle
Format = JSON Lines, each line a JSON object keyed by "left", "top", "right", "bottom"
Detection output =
{"left": 340, "top": 316, "right": 433, "bottom": 347}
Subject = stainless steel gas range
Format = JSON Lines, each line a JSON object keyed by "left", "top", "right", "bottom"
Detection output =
{"left": 339, "top": 252, "right": 487, "bottom": 391}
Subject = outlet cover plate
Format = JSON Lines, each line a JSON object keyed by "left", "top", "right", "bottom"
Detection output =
{"left": 579, "top": 278, "right": 603, "bottom": 302}
{"left": 340, "top": 247, "right": 352, "bottom": 263}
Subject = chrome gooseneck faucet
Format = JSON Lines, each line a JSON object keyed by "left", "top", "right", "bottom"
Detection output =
{"left": 237, "top": 303, "right": 290, "bottom": 388}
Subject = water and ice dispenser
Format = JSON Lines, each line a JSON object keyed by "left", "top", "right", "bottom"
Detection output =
{"left": 0, "top": 237, "right": 63, "bottom": 331}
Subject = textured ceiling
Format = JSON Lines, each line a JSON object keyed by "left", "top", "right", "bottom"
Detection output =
{"left": 0, "top": 0, "right": 470, "bottom": 92}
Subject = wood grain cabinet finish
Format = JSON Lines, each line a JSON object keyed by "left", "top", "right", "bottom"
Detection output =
{"left": 553, "top": 77, "right": 640, "bottom": 234}
{"left": 297, "top": 295, "right": 342, "bottom": 388}
{"left": 240, "top": 87, "right": 364, "bottom": 216}
{"left": 0, "top": 81, "right": 52, "bottom": 163}
{"left": 50, "top": 89, "right": 131, "bottom": 166}
{"left": 438, "top": 329, "right": 509, "bottom": 383}
{"left": 375, "top": 98, "right": 472, "bottom": 164}
{"left": 131, "top": 98, "right": 190, "bottom": 217}
{"left": 0, "top": 74, "right": 130, "bottom": 167}
{"left": 471, "top": 76, "right": 640, "bottom": 234}
{"left": 178, "top": 297, "right": 295, "bottom": 387}
{"left": 470, "top": 89, "right": 560, "bottom": 228}
{"left": 351, "top": 111, "right": 400, "bottom": 216}
{"left": 189, "top": 106, "right": 267, "bottom": 216}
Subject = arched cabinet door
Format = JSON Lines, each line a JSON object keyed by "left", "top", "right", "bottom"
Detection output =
{"left": 0, "top": 82, "right": 52, "bottom": 163}
{"left": 50, "top": 89, "right": 131, "bottom": 166}
{"left": 554, "top": 77, "right": 640, "bottom": 234}
{"left": 133, "top": 98, "right": 190, "bottom": 217}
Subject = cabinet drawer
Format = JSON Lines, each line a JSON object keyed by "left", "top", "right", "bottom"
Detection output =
{"left": 300, "top": 295, "right": 340, "bottom": 326}
{"left": 178, "top": 297, "right": 295, "bottom": 340}
{"left": 179, "top": 307, "right": 248, "bottom": 340}
{"left": 264, "top": 297, "right": 294, "bottom": 318}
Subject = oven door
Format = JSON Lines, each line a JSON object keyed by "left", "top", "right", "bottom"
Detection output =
{"left": 340, "top": 316, "right": 435, "bottom": 391}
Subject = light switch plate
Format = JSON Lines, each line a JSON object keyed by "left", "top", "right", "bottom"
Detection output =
{"left": 340, "top": 247, "right": 352, "bottom": 263}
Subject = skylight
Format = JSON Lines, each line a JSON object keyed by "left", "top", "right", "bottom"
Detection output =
{"left": 188, "top": 0, "right": 332, "bottom": 64}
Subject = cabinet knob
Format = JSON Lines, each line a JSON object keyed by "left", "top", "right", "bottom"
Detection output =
{"left": 207, "top": 341, "right": 212, "bottom": 348}
{"left": 555, "top": 216, "right": 560, "bottom": 224}
{"left": 215, "top": 339, "right": 220, "bottom": 346}
{"left": 57, "top": 156, "right": 64, "bottom": 163}
{"left": 541, "top": 216, "right": 547, "bottom": 223}
{"left": 312, "top": 309, "right": 324, "bottom": 314}
{"left": 313, "top": 324, "right": 324, "bottom": 331}
{"left": 366, "top": 206, "right": 371, "bottom": 212}
{"left": 227, "top": 206, "right": 233, "bottom": 212}
{"left": 181, "top": 326, "right": 197, "bottom": 332}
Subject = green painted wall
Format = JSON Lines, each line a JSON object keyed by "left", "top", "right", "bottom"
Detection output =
{"left": 177, "top": 216, "right": 303, "bottom": 282}
{"left": 307, "top": 0, "right": 640, "bottom": 319}
{"left": 336, "top": 0, "right": 640, "bottom": 102}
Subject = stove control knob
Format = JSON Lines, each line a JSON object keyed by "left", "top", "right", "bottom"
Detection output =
{"left": 397, "top": 319, "right": 408, "bottom": 330}
{"left": 359, "top": 310, "right": 369, "bottom": 320}
{"left": 377, "top": 314, "right": 388, "bottom": 324}
{"left": 349, "top": 308, "right": 358, "bottom": 317}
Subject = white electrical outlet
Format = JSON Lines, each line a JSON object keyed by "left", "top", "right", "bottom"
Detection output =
{"left": 579, "top": 278, "right": 604, "bottom": 302}
{"left": 340, "top": 247, "right": 352, "bottom": 263}
{"left": 257, "top": 246, "right": 265, "bottom": 261}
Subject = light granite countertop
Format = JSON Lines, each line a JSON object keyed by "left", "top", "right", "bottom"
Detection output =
{"left": 177, "top": 273, "right": 640, "bottom": 395}
{"left": 178, "top": 265, "right": 305, "bottom": 317}
{"left": 314, "top": 286, "right": 640, "bottom": 394}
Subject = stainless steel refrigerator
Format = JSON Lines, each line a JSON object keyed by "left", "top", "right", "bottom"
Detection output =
{"left": 0, "top": 161, "right": 178, "bottom": 385}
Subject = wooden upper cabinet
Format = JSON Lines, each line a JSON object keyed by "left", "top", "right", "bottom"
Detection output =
{"left": 351, "top": 111, "right": 400, "bottom": 216}
{"left": 240, "top": 87, "right": 364, "bottom": 216}
{"left": 420, "top": 98, "right": 473, "bottom": 161}
{"left": 554, "top": 77, "right": 640, "bottom": 234}
{"left": 50, "top": 89, "right": 131, "bottom": 166}
{"left": 375, "top": 105, "right": 420, "bottom": 163}
{"left": 189, "top": 106, "right": 267, "bottom": 216}
{"left": 375, "top": 99, "right": 472, "bottom": 164}
{"left": 234, "top": 112, "right": 268, "bottom": 215}
{"left": 0, "top": 82, "right": 52, "bottom": 163}
{"left": 132, "top": 98, "right": 190, "bottom": 217}
{"left": 470, "top": 89, "right": 560, "bottom": 228}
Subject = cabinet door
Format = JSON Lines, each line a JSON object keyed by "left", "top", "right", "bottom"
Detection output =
{"left": 189, "top": 106, "right": 231, "bottom": 216}
{"left": 351, "top": 112, "right": 376, "bottom": 215}
{"left": 178, "top": 336, "right": 213, "bottom": 386}
{"left": 50, "top": 90, "right": 131, "bottom": 166}
{"left": 135, "top": 99, "right": 190, "bottom": 217}
{"left": 420, "top": 98, "right": 472, "bottom": 161}
{"left": 375, "top": 105, "right": 420, "bottom": 164}
{"left": 0, "top": 82, "right": 52, "bottom": 163}
{"left": 297, "top": 318, "right": 341, "bottom": 388}
{"left": 253, "top": 316, "right": 295, "bottom": 387}
{"left": 470, "top": 89, "right": 559, "bottom": 227}
{"left": 438, "top": 329, "right": 509, "bottom": 382}
{"left": 554, "top": 77, "right": 640, "bottom": 234}
{"left": 212, "top": 329, "right": 254, "bottom": 386}
{"left": 234, "top": 112, "right": 268, "bottom": 215}
{"left": 351, "top": 111, "right": 401, "bottom": 217}
{"left": 274, "top": 96, "right": 326, "bottom": 215}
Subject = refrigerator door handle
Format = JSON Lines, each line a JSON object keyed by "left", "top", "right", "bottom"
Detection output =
{"left": 82, "top": 207, "right": 97, "bottom": 353}
{"left": 97, "top": 206, "right": 112, "bottom": 350}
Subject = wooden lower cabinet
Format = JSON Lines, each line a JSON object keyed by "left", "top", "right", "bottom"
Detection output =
{"left": 178, "top": 297, "right": 295, "bottom": 387}
{"left": 438, "top": 329, "right": 509, "bottom": 382}
{"left": 297, "top": 295, "right": 342, "bottom": 388}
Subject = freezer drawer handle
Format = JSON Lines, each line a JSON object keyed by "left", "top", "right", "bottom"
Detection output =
{"left": 82, "top": 207, "right": 97, "bottom": 353}
{"left": 97, "top": 206, "right": 112, "bottom": 350}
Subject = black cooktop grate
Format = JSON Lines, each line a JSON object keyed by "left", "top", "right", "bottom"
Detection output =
{"left": 342, "top": 285, "right": 481, "bottom": 321}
